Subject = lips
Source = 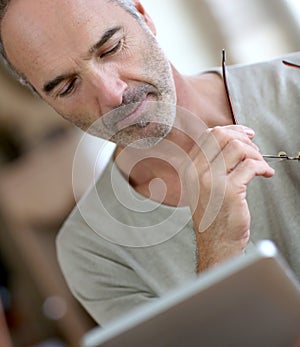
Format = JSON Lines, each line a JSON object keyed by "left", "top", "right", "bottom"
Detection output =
{"left": 116, "top": 98, "right": 148, "bottom": 131}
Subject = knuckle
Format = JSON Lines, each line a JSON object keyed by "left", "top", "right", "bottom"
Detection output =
{"left": 229, "top": 139, "right": 244, "bottom": 152}
{"left": 243, "top": 158, "right": 257, "bottom": 170}
{"left": 210, "top": 126, "right": 225, "bottom": 138}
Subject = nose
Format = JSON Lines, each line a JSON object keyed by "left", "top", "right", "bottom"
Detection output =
{"left": 87, "top": 66, "right": 128, "bottom": 110}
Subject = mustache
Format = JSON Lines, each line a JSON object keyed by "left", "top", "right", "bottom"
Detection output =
{"left": 121, "top": 84, "right": 158, "bottom": 106}
{"left": 102, "top": 84, "right": 159, "bottom": 127}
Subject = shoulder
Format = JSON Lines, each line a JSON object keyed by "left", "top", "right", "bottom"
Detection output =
{"left": 226, "top": 51, "right": 300, "bottom": 120}
{"left": 56, "top": 157, "right": 118, "bottom": 277}
{"left": 227, "top": 51, "right": 300, "bottom": 84}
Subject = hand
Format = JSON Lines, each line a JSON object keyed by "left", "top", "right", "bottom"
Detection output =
{"left": 180, "top": 125, "right": 275, "bottom": 272}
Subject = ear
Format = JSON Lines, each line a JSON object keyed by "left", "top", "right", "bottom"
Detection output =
{"left": 133, "top": 1, "right": 157, "bottom": 35}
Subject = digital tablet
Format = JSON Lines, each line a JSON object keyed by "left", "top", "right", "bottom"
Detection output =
{"left": 82, "top": 240, "right": 300, "bottom": 347}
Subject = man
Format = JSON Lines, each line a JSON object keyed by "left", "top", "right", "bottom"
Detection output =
{"left": 0, "top": 0, "right": 299, "bottom": 325}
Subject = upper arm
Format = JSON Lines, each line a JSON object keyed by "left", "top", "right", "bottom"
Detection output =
{"left": 56, "top": 220, "right": 158, "bottom": 326}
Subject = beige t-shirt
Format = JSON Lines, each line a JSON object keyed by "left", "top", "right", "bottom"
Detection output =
{"left": 56, "top": 51, "right": 300, "bottom": 326}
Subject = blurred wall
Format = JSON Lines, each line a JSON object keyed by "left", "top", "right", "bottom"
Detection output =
{"left": 142, "top": 0, "right": 300, "bottom": 74}
{"left": 0, "top": 1, "right": 299, "bottom": 345}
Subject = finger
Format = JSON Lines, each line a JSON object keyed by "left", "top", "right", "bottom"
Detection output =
{"left": 228, "top": 158, "right": 275, "bottom": 188}
{"left": 189, "top": 125, "right": 254, "bottom": 158}
{"left": 192, "top": 126, "right": 257, "bottom": 164}
{"left": 212, "top": 124, "right": 255, "bottom": 139}
{"left": 217, "top": 139, "right": 264, "bottom": 174}
{"left": 186, "top": 128, "right": 259, "bottom": 181}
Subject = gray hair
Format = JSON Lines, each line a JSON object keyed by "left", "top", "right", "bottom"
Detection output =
{"left": 0, "top": 0, "right": 140, "bottom": 90}
{"left": 0, "top": 0, "right": 28, "bottom": 86}
{"left": 110, "top": 0, "right": 140, "bottom": 18}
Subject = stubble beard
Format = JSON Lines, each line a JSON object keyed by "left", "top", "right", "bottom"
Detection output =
{"left": 88, "top": 31, "right": 177, "bottom": 149}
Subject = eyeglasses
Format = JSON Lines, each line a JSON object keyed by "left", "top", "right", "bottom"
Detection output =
{"left": 222, "top": 49, "right": 300, "bottom": 162}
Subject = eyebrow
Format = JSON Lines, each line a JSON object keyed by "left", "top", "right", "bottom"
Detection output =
{"left": 89, "top": 26, "right": 122, "bottom": 55}
{"left": 43, "top": 73, "right": 73, "bottom": 94}
{"left": 43, "top": 26, "right": 122, "bottom": 95}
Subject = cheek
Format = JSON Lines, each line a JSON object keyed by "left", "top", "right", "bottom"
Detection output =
{"left": 63, "top": 112, "right": 98, "bottom": 132}
{"left": 47, "top": 97, "right": 99, "bottom": 131}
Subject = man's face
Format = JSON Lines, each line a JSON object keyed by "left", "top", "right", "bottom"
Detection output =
{"left": 2, "top": 0, "right": 176, "bottom": 148}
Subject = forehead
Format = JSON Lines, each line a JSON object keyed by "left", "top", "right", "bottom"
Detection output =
{"left": 2, "top": 0, "right": 129, "bottom": 83}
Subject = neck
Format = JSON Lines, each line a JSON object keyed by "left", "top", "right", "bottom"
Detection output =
{"left": 114, "top": 64, "right": 234, "bottom": 206}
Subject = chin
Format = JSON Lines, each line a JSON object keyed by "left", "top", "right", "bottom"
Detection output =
{"left": 111, "top": 121, "right": 173, "bottom": 149}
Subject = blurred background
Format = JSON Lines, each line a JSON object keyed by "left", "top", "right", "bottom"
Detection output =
{"left": 0, "top": 1, "right": 299, "bottom": 346}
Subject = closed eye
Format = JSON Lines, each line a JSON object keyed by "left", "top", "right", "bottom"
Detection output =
{"left": 58, "top": 78, "right": 77, "bottom": 98}
{"left": 100, "top": 39, "right": 123, "bottom": 58}
{"left": 55, "top": 37, "right": 124, "bottom": 98}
